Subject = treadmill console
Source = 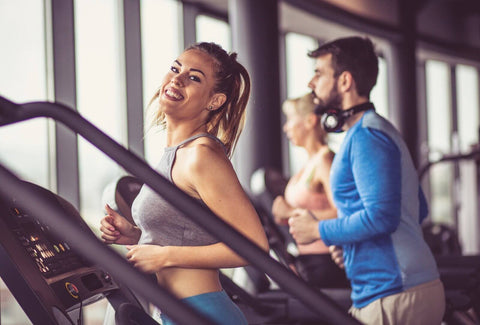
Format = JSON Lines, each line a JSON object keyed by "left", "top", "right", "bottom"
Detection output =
{"left": 0, "top": 182, "right": 119, "bottom": 324}
{"left": 5, "top": 206, "right": 88, "bottom": 279}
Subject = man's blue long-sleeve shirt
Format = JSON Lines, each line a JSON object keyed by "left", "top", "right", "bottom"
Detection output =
{"left": 319, "top": 109, "right": 439, "bottom": 308}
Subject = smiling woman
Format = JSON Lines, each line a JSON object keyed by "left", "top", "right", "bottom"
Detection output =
{"left": 99, "top": 42, "right": 269, "bottom": 325}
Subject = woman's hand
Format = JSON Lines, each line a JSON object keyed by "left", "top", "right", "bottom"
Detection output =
{"left": 100, "top": 204, "right": 141, "bottom": 245}
{"left": 272, "top": 195, "right": 292, "bottom": 225}
{"left": 126, "top": 244, "right": 169, "bottom": 273}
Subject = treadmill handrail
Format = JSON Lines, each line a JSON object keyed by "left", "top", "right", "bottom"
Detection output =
{"left": 418, "top": 147, "right": 480, "bottom": 180}
{"left": 0, "top": 96, "right": 360, "bottom": 325}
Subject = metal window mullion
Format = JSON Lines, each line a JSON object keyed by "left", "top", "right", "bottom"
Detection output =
{"left": 450, "top": 65, "right": 460, "bottom": 229}
{"left": 182, "top": 2, "right": 198, "bottom": 48}
{"left": 51, "top": 0, "right": 80, "bottom": 209}
{"left": 123, "top": 0, "right": 144, "bottom": 158}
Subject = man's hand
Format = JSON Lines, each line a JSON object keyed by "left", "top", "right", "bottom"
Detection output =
{"left": 329, "top": 245, "right": 344, "bottom": 269}
{"left": 288, "top": 209, "right": 321, "bottom": 244}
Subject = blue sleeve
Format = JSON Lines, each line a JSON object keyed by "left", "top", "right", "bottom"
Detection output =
{"left": 319, "top": 128, "right": 402, "bottom": 245}
{"left": 418, "top": 186, "right": 428, "bottom": 224}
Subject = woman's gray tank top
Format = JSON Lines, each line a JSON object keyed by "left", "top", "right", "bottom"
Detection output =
{"left": 131, "top": 133, "right": 226, "bottom": 246}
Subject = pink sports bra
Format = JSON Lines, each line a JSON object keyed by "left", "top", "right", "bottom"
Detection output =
{"left": 284, "top": 178, "right": 331, "bottom": 211}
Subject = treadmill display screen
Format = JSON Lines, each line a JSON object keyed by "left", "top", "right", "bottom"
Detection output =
{"left": 5, "top": 207, "right": 89, "bottom": 278}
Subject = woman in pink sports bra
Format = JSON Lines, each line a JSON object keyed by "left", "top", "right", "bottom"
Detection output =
{"left": 272, "top": 93, "right": 348, "bottom": 288}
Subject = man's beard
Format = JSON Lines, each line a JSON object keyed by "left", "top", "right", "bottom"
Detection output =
{"left": 313, "top": 84, "right": 343, "bottom": 114}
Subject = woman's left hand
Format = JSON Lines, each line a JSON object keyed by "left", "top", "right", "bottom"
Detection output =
{"left": 125, "top": 244, "right": 169, "bottom": 273}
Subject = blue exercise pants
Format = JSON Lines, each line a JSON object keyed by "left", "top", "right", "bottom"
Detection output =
{"left": 160, "top": 290, "right": 247, "bottom": 325}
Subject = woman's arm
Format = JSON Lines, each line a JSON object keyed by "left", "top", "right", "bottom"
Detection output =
{"left": 309, "top": 149, "right": 337, "bottom": 220}
{"left": 127, "top": 142, "right": 269, "bottom": 272}
{"left": 126, "top": 242, "right": 263, "bottom": 273}
{"left": 186, "top": 143, "right": 270, "bottom": 265}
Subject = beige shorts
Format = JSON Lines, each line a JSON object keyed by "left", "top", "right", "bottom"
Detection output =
{"left": 349, "top": 279, "right": 445, "bottom": 325}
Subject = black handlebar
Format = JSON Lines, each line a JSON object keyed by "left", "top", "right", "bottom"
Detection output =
{"left": 418, "top": 147, "right": 480, "bottom": 180}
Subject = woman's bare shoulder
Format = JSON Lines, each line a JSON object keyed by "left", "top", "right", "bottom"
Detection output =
{"left": 313, "top": 146, "right": 334, "bottom": 164}
{"left": 184, "top": 137, "right": 231, "bottom": 174}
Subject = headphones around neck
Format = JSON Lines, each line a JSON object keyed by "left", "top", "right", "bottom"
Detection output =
{"left": 315, "top": 102, "right": 375, "bottom": 133}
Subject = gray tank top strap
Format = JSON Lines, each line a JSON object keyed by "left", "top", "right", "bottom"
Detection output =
{"left": 176, "top": 133, "right": 226, "bottom": 152}
{"left": 162, "top": 133, "right": 226, "bottom": 182}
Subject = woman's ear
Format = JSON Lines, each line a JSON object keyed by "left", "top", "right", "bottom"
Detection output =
{"left": 208, "top": 93, "right": 227, "bottom": 111}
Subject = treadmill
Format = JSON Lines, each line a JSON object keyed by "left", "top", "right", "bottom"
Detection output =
{"left": 0, "top": 180, "right": 158, "bottom": 325}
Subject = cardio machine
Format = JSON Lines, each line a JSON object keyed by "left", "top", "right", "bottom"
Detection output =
{"left": 419, "top": 148, "right": 480, "bottom": 324}
{"left": 0, "top": 180, "right": 159, "bottom": 325}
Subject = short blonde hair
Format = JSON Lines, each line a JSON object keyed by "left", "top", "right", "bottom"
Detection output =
{"left": 282, "top": 93, "right": 316, "bottom": 116}
{"left": 282, "top": 93, "right": 328, "bottom": 144}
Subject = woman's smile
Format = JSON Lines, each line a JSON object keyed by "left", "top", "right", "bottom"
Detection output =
{"left": 164, "top": 87, "right": 184, "bottom": 101}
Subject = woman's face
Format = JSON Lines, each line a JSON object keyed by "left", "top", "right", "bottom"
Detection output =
{"left": 283, "top": 107, "right": 309, "bottom": 147}
{"left": 158, "top": 49, "right": 219, "bottom": 119}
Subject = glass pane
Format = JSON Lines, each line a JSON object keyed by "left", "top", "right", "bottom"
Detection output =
{"left": 74, "top": 0, "right": 127, "bottom": 228}
{"left": 0, "top": 0, "right": 50, "bottom": 188}
{"left": 285, "top": 32, "right": 317, "bottom": 99}
{"left": 196, "top": 15, "right": 231, "bottom": 52}
{"left": 141, "top": 0, "right": 182, "bottom": 165}
{"left": 425, "top": 60, "right": 453, "bottom": 225}
{"left": 457, "top": 65, "right": 479, "bottom": 151}
{"left": 456, "top": 64, "right": 480, "bottom": 254}
{"left": 0, "top": 2, "right": 50, "bottom": 324}
{"left": 370, "top": 56, "right": 389, "bottom": 118}
{"left": 284, "top": 33, "right": 318, "bottom": 174}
